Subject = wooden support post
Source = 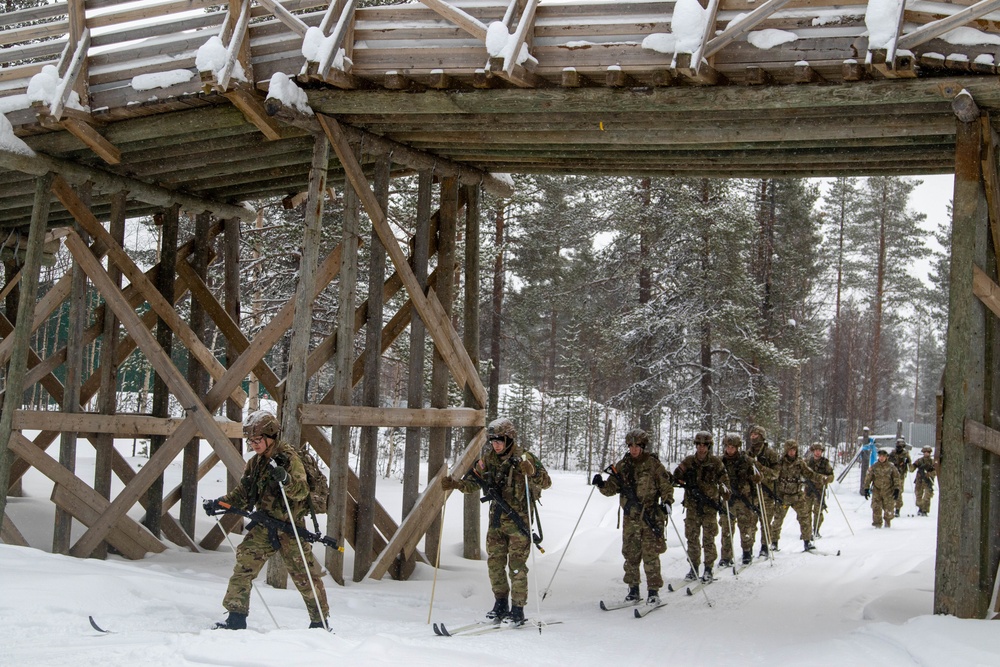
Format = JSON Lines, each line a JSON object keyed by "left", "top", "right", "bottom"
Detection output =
{"left": 328, "top": 154, "right": 361, "bottom": 585}
{"left": 402, "top": 170, "right": 432, "bottom": 565}
{"left": 355, "top": 153, "right": 389, "bottom": 581}
{"left": 181, "top": 211, "right": 212, "bottom": 537}
{"left": 223, "top": 217, "right": 243, "bottom": 496}
{"left": 426, "top": 176, "right": 458, "bottom": 560}
{"left": 54, "top": 182, "right": 90, "bottom": 555}
{"left": 0, "top": 173, "right": 53, "bottom": 530}
{"left": 936, "top": 106, "right": 993, "bottom": 617}
{"left": 462, "top": 183, "right": 482, "bottom": 561}
{"left": 92, "top": 190, "right": 126, "bottom": 559}
{"left": 145, "top": 206, "right": 178, "bottom": 538}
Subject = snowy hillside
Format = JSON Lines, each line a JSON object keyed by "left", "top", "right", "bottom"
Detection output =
{"left": 2, "top": 448, "right": 998, "bottom": 667}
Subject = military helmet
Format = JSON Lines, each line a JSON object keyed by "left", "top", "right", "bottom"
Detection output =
{"left": 895, "top": 438, "right": 906, "bottom": 447}
{"left": 722, "top": 432, "right": 741, "bottom": 449}
{"left": 877, "top": 448, "right": 889, "bottom": 457}
{"left": 921, "top": 446, "right": 933, "bottom": 453}
{"left": 244, "top": 410, "right": 280, "bottom": 439}
{"left": 487, "top": 417, "right": 517, "bottom": 442}
{"left": 784, "top": 439, "right": 799, "bottom": 452}
{"left": 809, "top": 442, "right": 824, "bottom": 452}
{"left": 749, "top": 425, "right": 766, "bottom": 439}
{"left": 694, "top": 431, "right": 713, "bottom": 446}
{"left": 625, "top": 428, "right": 649, "bottom": 449}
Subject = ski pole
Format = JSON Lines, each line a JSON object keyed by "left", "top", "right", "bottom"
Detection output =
{"left": 812, "top": 483, "right": 825, "bottom": 536}
{"left": 541, "top": 483, "right": 595, "bottom": 600}
{"left": 524, "top": 473, "right": 543, "bottom": 633}
{"left": 208, "top": 505, "right": 281, "bottom": 630}
{"left": 667, "top": 512, "right": 712, "bottom": 607}
{"left": 828, "top": 484, "right": 854, "bottom": 535}
{"left": 723, "top": 499, "right": 737, "bottom": 575}
{"left": 427, "top": 502, "right": 446, "bottom": 624}
{"left": 755, "top": 482, "right": 775, "bottom": 566}
{"left": 273, "top": 462, "right": 329, "bottom": 633}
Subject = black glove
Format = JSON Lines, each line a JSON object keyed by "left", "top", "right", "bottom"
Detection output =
{"left": 592, "top": 474, "right": 604, "bottom": 488}
{"left": 863, "top": 488, "right": 871, "bottom": 500}
{"left": 660, "top": 501, "right": 672, "bottom": 517}
{"left": 893, "top": 488, "right": 899, "bottom": 500}
{"left": 203, "top": 498, "right": 222, "bottom": 516}
{"left": 270, "top": 465, "right": 289, "bottom": 486}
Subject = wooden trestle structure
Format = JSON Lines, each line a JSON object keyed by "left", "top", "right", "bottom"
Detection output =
{"left": 2, "top": 0, "right": 1000, "bottom": 617}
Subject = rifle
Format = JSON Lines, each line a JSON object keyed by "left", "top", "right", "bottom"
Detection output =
{"left": 604, "top": 464, "right": 664, "bottom": 538}
{"left": 463, "top": 467, "right": 544, "bottom": 552}
{"left": 729, "top": 487, "right": 762, "bottom": 518}
{"left": 680, "top": 478, "right": 726, "bottom": 514}
{"left": 210, "top": 501, "right": 343, "bottom": 552}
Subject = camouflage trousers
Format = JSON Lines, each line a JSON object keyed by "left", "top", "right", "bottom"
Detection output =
{"left": 914, "top": 478, "right": 934, "bottom": 514}
{"left": 684, "top": 505, "right": 718, "bottom": 569}
{"left": 223, "top": 524, "right": 329, "bottom": 623}
{"left": 805, "top": 492, "right": 825, "bottom": 536}
{"left": 719, "top": 502, "right": 757, "bottom": 561}
{"left": 769, "top": 493, "right": 813, "bottom": 542}
{"left": 871, "top": 490, "right": 894, "bottom": 527}
{"left": 895, "top": 473, "right": 907, "bottom": 512}
{"left": 621, "top": 513, "right": 666, "bottom": 590}
{"left": 486, "top": 517, "right": 531, "bottom": 606}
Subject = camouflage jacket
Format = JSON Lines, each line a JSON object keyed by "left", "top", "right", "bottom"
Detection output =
{"left": 673, "top": 453, "right": 730, "bottom": 511}
{"left": 749, "top": 442, "right": 780, "bottom": 490}
{"left": 804, "top": 456, "right": 835, "bottom": 497}
{"left": 864, "top": 460, "right": 900, "bottom": 494}
{"left": 221, "top": 440, "right": 309, "bottom": 523}
{"left": 454, "top": 442, "right": 551, "bottom": 525}
{"left": 601, "top": 451, "right": 674, "bottom": 519}
{"left": 721, "top": 451, "right": 761, "bottom": 510}
{"left": 772, "top": 455, "right": 826, "bottom": 500}
{"left": 910, "top": 456, "right": 937, "bottom": 482}
{"left": 887, "top": 448, "right": 912, "bottom": 476}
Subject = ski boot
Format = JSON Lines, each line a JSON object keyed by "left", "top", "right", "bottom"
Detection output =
{"left": 486, "top": 597, "right": 509, "bottom": 622}
{"left": 308, "top": 618, "right": 329, "bottom": 630}
{"left": 684, "top": 567, "right": 699, "bottom": 581}
{"left": 507, "top": 605, "right": 526, "bottom": 627}
{"left": 758, "top": 544, "right": 769, "bottom": 558}
{"left": 214, "top": 612, "right": 247, "bottom": 630}
{"left": 625, "top": 585, "right": 641, "bottom": 603}
{"left": 894, "top": 509, "right": 900, "bottom": 518}
{"left": 718, "top": 558, "right": 734, "bottom": 568}
{"left": 742, "top": 550, "right": 753, "bottom": 565}
{"left": 647, "top": 589, "right": 660, "bottom": 605}
{"left": 770, "top": 541, "right": 779, "bottom": 552}
{"left": 701, "top": 566, "right": 714, "bottom": 583}
{"left": 804, "top": 540, "right": 816, "bottom": 551}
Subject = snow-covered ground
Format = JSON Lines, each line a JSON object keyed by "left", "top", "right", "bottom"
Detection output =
{"left": 2, "top": 443, "right": 998, "bottom": 667}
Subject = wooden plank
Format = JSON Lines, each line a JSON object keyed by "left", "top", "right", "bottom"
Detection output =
{"left": 218, "top": 0, "right": 252, "bottom": 91}
{"left": 973, "top": 264, "right": 1000, "bottom": 319}
{"left": 50, "top": 28, "right": 90, "bottom": 120}
{"left": 703, "top": 0, "right": 792, "bottom": 59}
{"left": 501, "top": 0, "right": 539, "bottom": 77}
{"left": 898, "top": 0, "right": 1000, "bottom": 51}
{"left": 11, "top": 411, "right": 243, "bottom": 438}
{"left": 418, "top": 0, "right": 488, "bottom": 41}
{"left": 299, "top": 404, "right": 483, "bottom": 429}
{"left": 314, "top": 0, "right": 358, "bottom": 79}
{"left": 51, "top": 484, "right": 146, "bottom": 560}
{"left": 256, "top": 0, "right": 310, "bottom": 37}
{"left": 1, "top": 514, "right": 28, "bottom": 546}
{"left": 964, "top": 418, "right": 1000, "bottom": 457}
{"left": 60, "top": 118, "right": 122, "bottom": 164}
{"left": 8, "top": 431, "right": 164, "bottom": 558}
{"left": 318, "top": 113, "right": 487, "bottom": 407}
{"left": 367, "top": 428, "right": 485, "bottom": 579}
{"left": 223, "top": 84, "right": 282, "bottom": 140}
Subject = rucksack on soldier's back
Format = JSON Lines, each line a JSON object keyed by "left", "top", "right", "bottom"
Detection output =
{"left": 293, "top": 442, "right": 330, "bottom": 513}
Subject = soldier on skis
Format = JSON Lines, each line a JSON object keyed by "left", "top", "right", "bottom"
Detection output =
{"left": 864, "top": 449, "right": 900, "bottom": 528}
{"left": 673, "top": 431, "right": 730, "bottom": 583}
{"left": 718, "top": 432, "right": 762, "bottom": 568}
{"left": 593, "top": 428, "right": 674, "bottom": 605}
{"left": 910, "top": 446, "right": 937, "bottom": 516}
{"left": 747, "top": 425, "right": 780, "bottom": 557}
{"left": 203, "top": 411, "right": 329, "bottom": 630}
{"left": 803, "top": 443, "right": 835, "bottom": 538}
{"left": 441, "top": 417, "right": 551, "bottom": 626}
{"left": 887, "top": 438, "right": 912, "bottom": 518}
{"left": 768, "top": 440, "right": 827, "bottom": 552}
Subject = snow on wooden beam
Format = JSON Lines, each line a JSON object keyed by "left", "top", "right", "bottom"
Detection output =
{"left": 898, "top": 0, "right": 1000, "bottom": 52}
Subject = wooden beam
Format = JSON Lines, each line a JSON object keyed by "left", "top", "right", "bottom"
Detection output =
{"left": 255, "top": 0, "right": 309, "bottom": 37}
{"left": 1, "top": 514, "right": 28, "bottom": 546}
{"left": 12, "top": 410, "right": 244, "bottom": 438}
{"left": 223, "top": 84, "right": 282, "bottom": 141}
{"left": 972, "top": 264, "right": 1000, "bottom": 318}
{"left": 61, "top": 117, "right": 121, "bottom": 164}
{"left": 0, "top": 149, "right": 255, "bottom": 222}
{"left": 964, "top": 418, "right": 1000, "bottom": 458}
{"left": 50, "top": 27, "right": 89, "bottom": 120}
{"left": 898, "top": 0, "right": 1000, "bottom": 52}
{"left": 703, "top": 0, "right": 792, "bottom": 59}
{"left": 419, "top": 0, "right": 487, "bottom": 41}
{"left": 501, "top": 0, "right": 539, "bottom": 78}
{"left": 300, "top": 405, "right": 484, "bottom": 428}
{"left": 321, "top": 114, "right": 484, "bottom": 407}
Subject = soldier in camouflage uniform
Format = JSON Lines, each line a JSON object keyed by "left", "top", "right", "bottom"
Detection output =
{"left": 887, "top": 439, "right": 912, "bottom": 517}
{"left": 910, "top": 446, "right": 937, "bottom": 516}
{"left": 441, "top": 417, "right": 551, "bottom": 625}
{"left": 718, "top": 433, "right": 762, "bottom": 567}
{"left": 673, "top": 431, "right": 730, "bottom": 582}
{"left": 203, "top": 411, "right": 329, "bottom": 630}
{"left": 863, "top": 449, "right": 900, "bottom": 528}
{"left": 748, "top": 425, "right": 780, "bottom": 557}
{"left": 804, "top": 443, "right": 835, "bottom": 538}
{"left": 768, "top": 440, "right": 827, "bottom": 552}
{"left": 593, "top": 428, "right": 674, "bottom": 604}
